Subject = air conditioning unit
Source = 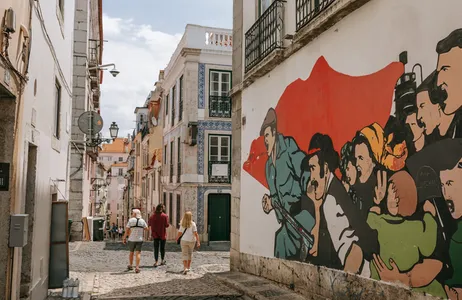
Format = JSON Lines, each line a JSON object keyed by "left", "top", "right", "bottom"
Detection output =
{"left": 187, "top": 122, "right": 198, "bottom": 146}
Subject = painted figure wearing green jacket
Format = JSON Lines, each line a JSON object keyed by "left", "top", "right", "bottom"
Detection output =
{"left": 260, "top": 108, "right": 315, "bottom": 260}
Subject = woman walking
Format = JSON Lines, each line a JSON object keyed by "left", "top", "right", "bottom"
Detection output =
{"left": 177, "top": 211, "right": 200, "bottom": 274}
{"left": 148, "top": 204, "right": 169, "bottom": 267}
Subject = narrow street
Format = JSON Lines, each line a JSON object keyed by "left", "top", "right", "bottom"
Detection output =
{"left": 62, "top": 241, "right": 246, "bottom": 299}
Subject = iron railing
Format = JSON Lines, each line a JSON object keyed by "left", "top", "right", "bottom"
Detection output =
{"left": 177, "top": 163, "right": 181, "bottom": 183}
{"left": 296, "top": 0, "right": 336, "bottom": 32}
{"left": 209, "top": 96, "right": 231, "bottom": 118}
{"left": 169, "top": 164, "right": 174, "bottom": 183}
{"left": 245, "top": 0, "right": 285, "bottom": 73}
{"left": 208, "top": 161, "right": 231, "bottom": 184}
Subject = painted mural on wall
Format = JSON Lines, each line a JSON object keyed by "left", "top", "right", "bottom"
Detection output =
{"left": 244, "top": 28, "right": 462, "bottom": 299}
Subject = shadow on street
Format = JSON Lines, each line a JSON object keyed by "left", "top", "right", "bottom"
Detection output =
{"left": 96, "top": 275, "right": 245, "bottom": 299}
{"left": 101, "top": 241, "right": 231, "bottom": 252}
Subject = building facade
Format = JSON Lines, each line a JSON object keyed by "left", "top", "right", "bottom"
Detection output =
{"left": 68, "top": 0, "right": 104, "bottom": 241}
{"left": 160, "top": 24, "right": 233, "bottom": 241}
{"left": 234, "top": 0, "right": 462, "bottom": 299}
{"left": 98, "top": 138, "right": 130, "bottom": 227}
{"left": 0, "top": 0, "right": 75, "bottom": 298}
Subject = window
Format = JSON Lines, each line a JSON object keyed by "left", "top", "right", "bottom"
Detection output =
{"left": 107, "top": 156, "right": 112, "bottom": 161}
{"left": 169, "top": 193, "right": 173, "bottom": 224}
{"left": 117, "top": 203, "right": 119, "bottom": 210}
{"left": 142, "top": 180, "right": 145, "bottom": 198}
{"left": 176, "top": 194, "right": 181, "bottom": 229}
{"left": 179, "top": 76, "right": 183, "bottom": 121}
{"left": 118, "top": 168, "right": 123, "bottom": 176}
{"left": 164, "top": 145, "right": 167, "bottom": 165}
{"left": 119, "top": 157, "right": 123, "bottom": 162}
{"left": 165, "top": 94, "right": 169, "bottom": 116}
{"left": 210, "top": 71, "right": 231, "bottom": 97}
{"left": 53, "top": 80, "right": 61, "bottom": 139}
{"left": 170, "top": 140, "right": 174, "bottom": 183}
{"left": 163, "top": 192, "right": 166, "bottom": 206}
{"left": 209, "top": 135, "right": 230, "bottom": 162}
{"left": 171, "top": 85, "right": 176, "bottom": 126}
{"left": 177, "top": 137, "right": 181, "bottom": 182}
{"left": 107, "top": 203, "right": 110, "bottom": 210}
{"left": 259, "top": 0, "right": 272, "bottom": 16}
{"left": 152, "top": 172, "right": 156, "bottom": 191}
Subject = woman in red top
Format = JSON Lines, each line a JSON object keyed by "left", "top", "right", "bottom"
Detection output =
{"left": 148, "top": 204, "right": 169, "bottom": 267}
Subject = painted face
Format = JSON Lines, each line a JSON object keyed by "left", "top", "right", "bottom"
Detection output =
{"left": 416, "top": 91, "right": 441, "bottom": 134}
{"left": 354, "top": 143, "right": 374, "bottom": 184}
{"left": 440, "top": 158, "right": 462, "bottom": 220}
{"left": 386, "top": 183, "right": 399, "bottom": 216}
{"left": 263, "top": 127, "right": 276, "bottom": 156}
{"left": 309, "top": 155, "right": 327, "bottom": 201}
{"left": 346, "top": 160, "right": 357, "bottom": 186}
{"left": 405, "top": 113, "right": 425, "bottom": 142}
{"left": 437, "top": 47, "right": 462, "bottom": 115}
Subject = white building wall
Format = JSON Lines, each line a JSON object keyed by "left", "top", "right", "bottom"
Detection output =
{"left": 239, "top": 0, "right": 462, "bottom": 297}
{"left": 11, "top": 0, "right": 75, "bottom": 298}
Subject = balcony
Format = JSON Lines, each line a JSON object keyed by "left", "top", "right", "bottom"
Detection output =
{"left": 245, "top": 0, "right": 285, "bottom": 73}
{"left": 209, "top": 96, "right": 231, "bottom": 118}
{"left": 208, "top": 161, "right": 231, "bottom": 184}
{"left": 169, "top": 164, "right": 174, "bottom": 183}
{"left": 296, "top": 0, "right": 337, "bottom": 32}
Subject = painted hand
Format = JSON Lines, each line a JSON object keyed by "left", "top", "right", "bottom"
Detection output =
{"left": 372, "top": 254, "right": 408, "bottom": 286}
{"left": 423, "top": 200, "right": 437, "bottom": 217}
{"left": 374, "top": 171, "right": 387, "bottom": 205}
{"left": 445, "top": 286, "right": 461, "bottom": 300}
{"left": 262, "top": 194, "right": 273, "bottom": 214}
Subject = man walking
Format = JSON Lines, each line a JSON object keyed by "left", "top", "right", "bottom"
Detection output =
{"left": 122, "top": 209, "right": 149, "bottom": 273}
{"left": 148, "top": 204, "right": 170, "bottom": 267}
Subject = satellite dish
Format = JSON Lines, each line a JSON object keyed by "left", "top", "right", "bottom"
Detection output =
{"left": 78, "top": 111, "right": 104, "bottom": 135}
{"left": 151, "top": 117, "right": 158, "bottom": 127}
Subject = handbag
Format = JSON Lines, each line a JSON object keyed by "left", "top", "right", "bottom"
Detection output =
{"left": 177, "top": 228, "right": 187, "bottom": 245}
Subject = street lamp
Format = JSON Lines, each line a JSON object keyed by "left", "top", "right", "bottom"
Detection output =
{"left": 109, "top": 122, "right": 119, "bottom": 140}
{"left": 105, "top": 173, "right": 112, "bottom": 186}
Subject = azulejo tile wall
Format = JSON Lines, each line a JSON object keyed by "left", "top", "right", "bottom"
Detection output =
{"left": 197, "top": 120, "right": 232, "bottom": 175}
{"left": 198, "top": 63, "right": 206, "bottom": 109}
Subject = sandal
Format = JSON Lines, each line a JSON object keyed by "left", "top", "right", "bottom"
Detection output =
{"left": 153, "top": 262, "right": 158, "bottom": 268}
{"left": 160, "top": 260, "right": 166, "bottom": 266}
{"left": 135, "top": 267, "right": 140, "bottom": 273}
{"left": 127, "top": 265, "right": 133, "bottom": 271}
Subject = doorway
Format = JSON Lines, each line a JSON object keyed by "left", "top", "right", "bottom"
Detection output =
{"left": 207, "top": 194, "right": 231, "bottom": 241}
{"left": 20, "top": 144, "right": 37, "bottom": 298}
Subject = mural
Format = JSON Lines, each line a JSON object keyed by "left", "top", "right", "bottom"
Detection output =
{"left": 243, "top": 28, "right": 462, "bottom": 299}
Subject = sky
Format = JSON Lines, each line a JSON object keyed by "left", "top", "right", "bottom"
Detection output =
{"left": 99, "top": 0, "right": 232, "bottom": 138}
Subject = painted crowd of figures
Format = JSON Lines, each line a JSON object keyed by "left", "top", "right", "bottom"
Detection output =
{"left": 259, "top": 29, "right": 462, "bottom": 299}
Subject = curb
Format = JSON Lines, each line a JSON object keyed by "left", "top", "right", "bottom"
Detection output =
{"left": 207, "top": 273, "right": 268, "bottom": 300}
{"left": 93, "top": 295, "right": 244, "bottom": 299}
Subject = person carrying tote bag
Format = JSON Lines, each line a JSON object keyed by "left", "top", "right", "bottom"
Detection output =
{"left": 177, "top": 211, "right": 200, "bottom": 274}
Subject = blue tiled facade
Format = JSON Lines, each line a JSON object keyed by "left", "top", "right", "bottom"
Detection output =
{"left": 198, "top": 63, "right": 206, "bottom": 109}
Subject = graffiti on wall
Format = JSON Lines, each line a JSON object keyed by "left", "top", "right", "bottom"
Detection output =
{"left": 244, "top": 29, "right": 462, "bottom": 299}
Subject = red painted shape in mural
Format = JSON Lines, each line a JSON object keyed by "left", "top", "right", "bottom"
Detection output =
{"left": 243, "top": 56, "right": 404, "bottom": 188}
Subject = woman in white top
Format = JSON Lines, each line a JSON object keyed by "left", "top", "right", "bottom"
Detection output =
{"left": 177, "top": 211, "right": 200, "bottom": 274}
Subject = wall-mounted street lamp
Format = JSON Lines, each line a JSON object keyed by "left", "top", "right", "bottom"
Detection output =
{"left": 88, "top": 63, "right": 120, "bottom": 78}
{"left": 109, "top": 122, "right": 119, "bottom": 140}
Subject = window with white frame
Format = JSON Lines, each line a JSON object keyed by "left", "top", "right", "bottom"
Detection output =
{"left": 210, "top": 71, "right": 231, "bottom": 97}
{"left": 118, "top": 168, "right": 123, "bottom": 176}
{"left": 259, "top": 0, "right": 272, "bottom": 16}
{"left": 53, "top": 80, "right": 61, "bottom": 139}
{"left": 209, "top": 135, "right": 230, "bottom": 162}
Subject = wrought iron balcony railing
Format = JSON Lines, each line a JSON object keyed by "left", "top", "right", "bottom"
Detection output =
{"left": 296, "top": 0, "right": 336, "bottom": 32}
{"left": 209, "top": 96, "right": 231, "bottom": 118}
{"left": 245, "top": 0, "right": 285, "bottom": 73}
{"left": 208, "top": 161, "right": 231, "bottom": 184}
{"left": 169, "top": 164, "right": 174, "bottom": 183}
{"left": 177, "top": 163, "right": 181, "bottom": 183}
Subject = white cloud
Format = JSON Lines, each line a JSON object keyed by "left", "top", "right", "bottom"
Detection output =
{"left": 99, "top": 14, "right": 182, "bottom": 138}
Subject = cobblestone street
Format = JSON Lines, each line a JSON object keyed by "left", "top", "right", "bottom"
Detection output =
{"left": 66, "top": 241, "right": 246, "bottom": 299}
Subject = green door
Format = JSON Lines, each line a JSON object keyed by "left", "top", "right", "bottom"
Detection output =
{"left": 208, "top": 194, "right": 231, "bottom": 241}
{"left": 93, "top": 219, "right": 104, "bottom": 241}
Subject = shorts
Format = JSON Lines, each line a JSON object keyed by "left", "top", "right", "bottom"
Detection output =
{"left": 128, "top": 241, "right": 143, "bottom": 252}
{"left": 181, "top": 240, "right": 196, "bottom": 260}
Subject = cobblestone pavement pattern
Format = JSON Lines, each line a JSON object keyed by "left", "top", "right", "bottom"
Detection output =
{"left": 68, "top": 241, "right": 246, "bottom": 299}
